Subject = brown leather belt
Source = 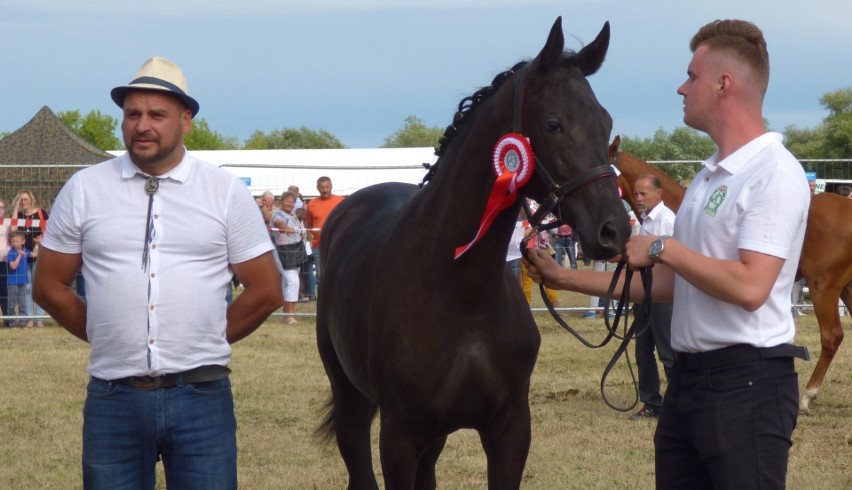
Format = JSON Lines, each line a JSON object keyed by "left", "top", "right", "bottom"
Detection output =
{"left": 99, "top": 365, "right": 231, "bottom": 390}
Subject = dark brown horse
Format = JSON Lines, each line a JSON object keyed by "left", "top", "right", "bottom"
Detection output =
{"left": 316, "top": 18, "right": 631, "bottom": 489}
{"left": 610, "top": 136, "right": 852, "bottom": 415}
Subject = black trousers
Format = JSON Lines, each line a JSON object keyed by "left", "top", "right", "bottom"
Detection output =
{"left": 633, "top": 302, "right": 674, "bottom": 408}
{"left": 655, "top": 354, "right": 799, "bottom": 489}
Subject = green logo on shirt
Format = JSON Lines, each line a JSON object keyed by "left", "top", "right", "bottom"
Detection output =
{"left": 704, "top": 185, "right": 727, "bottom": 217}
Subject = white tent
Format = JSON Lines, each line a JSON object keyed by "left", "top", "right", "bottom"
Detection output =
{"left": 109, "top": 147, "right": 437, "bottom": 198}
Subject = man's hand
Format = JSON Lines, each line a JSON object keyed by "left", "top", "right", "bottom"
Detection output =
{"left": 623, "top": 234, "right": 657, "bottom": 270}
{"left": 523, "top": 248, "right": 563, "bottom": 289}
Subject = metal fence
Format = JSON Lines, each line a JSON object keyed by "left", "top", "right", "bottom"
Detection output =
{"left": 1, "top": 158, "right": 850, "bottom": 324}
{"left": 648, "top": 159, "right": 852, "bottom": 188}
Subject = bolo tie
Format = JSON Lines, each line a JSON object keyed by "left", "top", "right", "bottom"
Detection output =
{"left": 141, "top": 176, "right": 159, "bottom": 269}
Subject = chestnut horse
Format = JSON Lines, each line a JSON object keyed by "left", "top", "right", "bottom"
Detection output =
{"left": 316, "top": 18, "right": 631, "bottom": 489}
{"left": 610, "top": 136, "right": 852, "bottom": 414}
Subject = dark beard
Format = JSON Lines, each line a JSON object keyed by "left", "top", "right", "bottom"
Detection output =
{"left": 127, "top": 139, "right": 182, "bottom": 168}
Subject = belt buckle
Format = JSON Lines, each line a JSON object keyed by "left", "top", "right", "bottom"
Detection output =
{"left": 130, "top": 376, "right": 161, "bottom": 390}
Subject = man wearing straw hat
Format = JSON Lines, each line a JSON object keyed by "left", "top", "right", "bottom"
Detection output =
{"left": 34, "top": 56, "right": 283, "bottom": 488}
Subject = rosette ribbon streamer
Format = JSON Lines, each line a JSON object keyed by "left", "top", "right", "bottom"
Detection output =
{"left": 454, "top": 133, "right": 534, "bottom": 259}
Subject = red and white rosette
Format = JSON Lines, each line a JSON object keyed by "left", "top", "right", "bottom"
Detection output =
{"left": 455, "top": 133, "right": 535, "bottom": 259}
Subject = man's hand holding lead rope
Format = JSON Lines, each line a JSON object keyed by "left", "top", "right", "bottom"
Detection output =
{"left": 523, "top": 234, "right": 675, "bottom": 303}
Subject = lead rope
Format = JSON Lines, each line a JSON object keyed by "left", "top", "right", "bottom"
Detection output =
{"left": 520, "top": 235, "right": 654, "bottom": 411}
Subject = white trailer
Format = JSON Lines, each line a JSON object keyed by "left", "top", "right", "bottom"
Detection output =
{"left": 109, "top": 147, "right": 438, "bottom": 198}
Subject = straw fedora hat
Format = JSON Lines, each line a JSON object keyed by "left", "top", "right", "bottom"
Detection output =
{"left": 110, "top": 56, "right": 200, "bottom": 117}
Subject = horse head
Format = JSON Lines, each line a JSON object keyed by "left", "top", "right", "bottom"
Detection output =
{"left": 518, "top": 17, "right": 630, "bottom": 260}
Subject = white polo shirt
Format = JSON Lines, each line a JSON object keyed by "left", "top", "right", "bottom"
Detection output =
{"left": 42, "top": 151, "right": 274, "bottom": 379}
{"left": 671, "top": 132, "right": 809, "bottom": 353}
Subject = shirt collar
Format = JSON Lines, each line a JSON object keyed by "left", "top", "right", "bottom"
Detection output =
{"left": 119, "top": 148, "right": 193, "bottom": 183}
{"left": 702, "top": 132, "right": 783, "bottom": 175}
{"left": 641, "top": 201, "right": 666, "bottom": 221}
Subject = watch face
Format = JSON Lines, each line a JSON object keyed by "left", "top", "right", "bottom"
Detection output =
{"left": 650, "top": 240, "right": 662, "bottom": 256}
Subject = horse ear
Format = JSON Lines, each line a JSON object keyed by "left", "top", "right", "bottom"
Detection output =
{"left": 608, "top": 135, "right": 621, "bottom": 162}
{"left": 575, "top": 21, "right": 610, "bottom": 76}
{"left": 536, "top": 16, "right": 565, "bottom": 75}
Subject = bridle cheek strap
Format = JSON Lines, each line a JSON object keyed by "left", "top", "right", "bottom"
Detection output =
{"left": 511, "top": 63, "right": 616, "bottom": 229}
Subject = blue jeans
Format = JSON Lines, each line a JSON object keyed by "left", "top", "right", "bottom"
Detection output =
{"left": 507, "top": 258, "right": 521, "bottom": 278}
{"left": 552, "top": 235, "right": 577, "bottom": 269}
{"left": 75, "top": 271, "right": 86, "bottom": 300}
{"left": 83, "top": 376, "right": 237, "bottom": 490}
{"left": 313, "top": 247, "right": 322, "bottom": 291}
{"left": 8, "top": 283, "right": 27, "bottom": 326}
{"left": 0, "top": 262, "right": 8, "bottom": 321}
{"left": 26, "top": 261, "right": 45, "bottom": 320}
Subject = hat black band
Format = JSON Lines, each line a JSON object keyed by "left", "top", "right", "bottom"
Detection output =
{"left": 130, "top": 76, "right": 189, "bottom": 96}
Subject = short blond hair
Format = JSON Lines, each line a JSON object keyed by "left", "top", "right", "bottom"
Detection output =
{"left": 690, "top": 19, "right": 769, "bottom": 96}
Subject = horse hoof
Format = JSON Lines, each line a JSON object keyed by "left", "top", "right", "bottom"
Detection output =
{"left": 799, "top": 388, "right": 819, "bottom": 415}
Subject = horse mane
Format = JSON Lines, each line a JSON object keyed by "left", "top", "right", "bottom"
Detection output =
{"left": 420, "top": 50, "right": 580, "bottom": 187}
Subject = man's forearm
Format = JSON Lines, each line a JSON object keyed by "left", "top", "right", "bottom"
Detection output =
{"left": 225, "top": 287, "right": 283, "bottom": 344}
{"left": 36, "top": 289, "right": 88, "bottom": 341}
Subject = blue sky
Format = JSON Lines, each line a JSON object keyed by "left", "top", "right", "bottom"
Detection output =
{"left": 1, "top": 0, "right": 850, "bottom": 149}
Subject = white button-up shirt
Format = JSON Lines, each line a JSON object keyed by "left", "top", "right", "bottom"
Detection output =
{"left": 639, "top": 201, "right": 676, "bottom": 237}
{"left": 42, "top": 151, "right": 274, "bottom": 379}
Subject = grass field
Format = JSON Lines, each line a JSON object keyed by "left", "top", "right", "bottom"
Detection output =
{"left": 1, "top": 290, "right": 850, "bottom": 489}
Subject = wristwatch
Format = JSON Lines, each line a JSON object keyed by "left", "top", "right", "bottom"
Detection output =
{"left": 648, "top": 235, "right": 671, "bottom": 263}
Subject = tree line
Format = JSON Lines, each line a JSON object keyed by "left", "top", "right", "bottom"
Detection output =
{"left": 5, "top": 88, "right": 848, "bottom": 176}
{"left": 49, "top": 113, "right": 445, "bottom": 152}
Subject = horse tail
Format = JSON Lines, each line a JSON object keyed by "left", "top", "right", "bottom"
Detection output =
{"left": 315, "top": 394, "right": 337, "bottom": 444}
{"left": 314, "top": 391, "right": 379, "bottom": 444}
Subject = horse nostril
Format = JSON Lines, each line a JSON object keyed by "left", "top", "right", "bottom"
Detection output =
{"left": 599, "top": 220, "right": 629, "bottom": 252}
{"left": 599, "top": 221, "right": 618, "bottom": 245}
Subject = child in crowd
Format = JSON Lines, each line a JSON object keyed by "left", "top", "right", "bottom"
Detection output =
{"left": 8, "top": 231, "right": 36, "bottom": 327}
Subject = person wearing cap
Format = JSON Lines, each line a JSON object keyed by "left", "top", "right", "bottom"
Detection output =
{"left": 33, "top": 56, "right": 283, "bottom": 488}
{"left": 525, "top": 20, "right": 809, "bottom": 487}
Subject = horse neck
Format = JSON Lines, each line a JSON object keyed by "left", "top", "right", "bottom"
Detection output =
{"left": 413, "top": 101, "right": 518, "bottom": 283}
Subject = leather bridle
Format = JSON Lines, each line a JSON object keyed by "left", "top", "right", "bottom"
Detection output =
{"left": 511, "top": 63, "right": 617, "bottom": 230}
{"left": 512, "top": 63, "right": 653, "bottom": 412}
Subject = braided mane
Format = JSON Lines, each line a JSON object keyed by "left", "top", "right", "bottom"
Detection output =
{"left": 419, "top": 60, "right": 529, "bottom": 187}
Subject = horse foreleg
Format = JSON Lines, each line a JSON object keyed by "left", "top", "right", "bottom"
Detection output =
{"left": 479, "top": 401, "right": 532, "bottom": 490}
{"left": 800, "top": 286, "right": 846, "bottom": 415}
{"left": 378, "top": 416, "right": 431, "bottom": 490}
{"left": 414, "top": 435, "right": 447, "bottom": 490}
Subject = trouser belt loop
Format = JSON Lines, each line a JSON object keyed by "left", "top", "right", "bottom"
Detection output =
{"left": 674, "top": 344, "right": 809, "bottom": 370}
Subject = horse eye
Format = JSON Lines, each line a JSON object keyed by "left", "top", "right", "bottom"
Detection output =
{"left": 545, "top": 119, "right": 564, "bottom": 133}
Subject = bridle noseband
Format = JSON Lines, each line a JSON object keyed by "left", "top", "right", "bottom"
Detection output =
{"left": 511, "top": 63, "right": 617, "bottom": 230}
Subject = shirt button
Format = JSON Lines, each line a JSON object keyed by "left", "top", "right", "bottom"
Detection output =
{"left": 148, "top": 339, "right": 155, "bottom": 345}
{"left": 149, "top": 305, "right": 155, "bottom": 311}
{"left": 151, "top": 244, "right": 157, "bottom": 250}
{"left": 704, "top": 176, "right": 709, "bottom": 182}
{"left": 150, "top": 273, "right": 156, "bottom": 278}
